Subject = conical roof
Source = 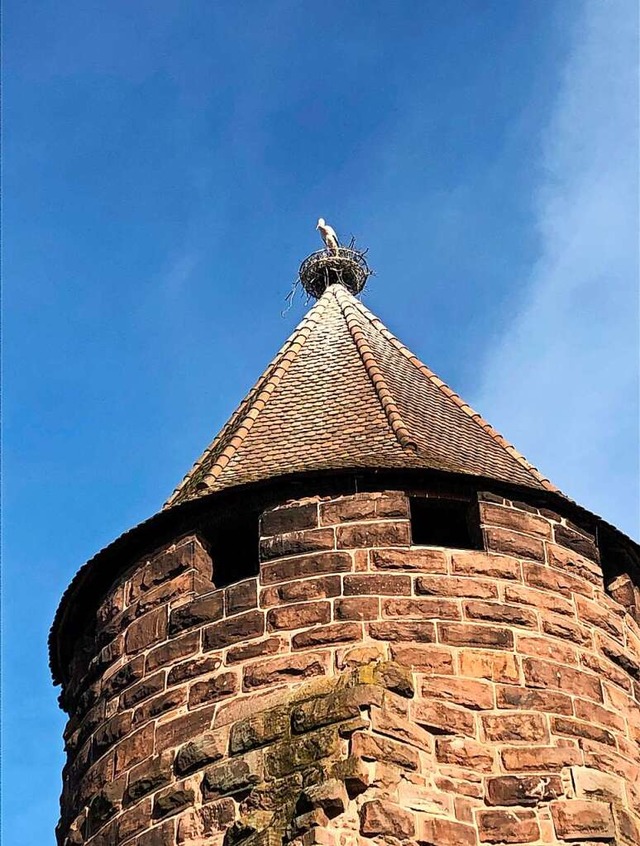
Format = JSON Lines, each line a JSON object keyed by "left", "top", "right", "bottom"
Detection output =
{"left": 166, "top": 284, "right": 556, "bottom": 508}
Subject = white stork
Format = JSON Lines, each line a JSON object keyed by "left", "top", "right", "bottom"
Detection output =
{"left": 316, "top": 218, "right": 340, "bottom": 254}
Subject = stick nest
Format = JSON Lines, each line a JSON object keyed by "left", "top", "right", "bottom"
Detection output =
{"left": 298, "top": 245, "right": 372, "bottom": 299}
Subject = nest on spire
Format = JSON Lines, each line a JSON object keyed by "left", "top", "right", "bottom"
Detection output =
{"left": 298, "top": 241, "right": 372, "bottom": 300}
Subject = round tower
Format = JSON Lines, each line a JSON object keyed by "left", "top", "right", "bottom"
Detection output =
{"left": 51, "top": 249, "right": 640, "bottom": 846}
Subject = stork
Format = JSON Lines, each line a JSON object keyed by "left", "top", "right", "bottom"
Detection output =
{"left": 316, "top": 218, "right": 340, "bottom": 254}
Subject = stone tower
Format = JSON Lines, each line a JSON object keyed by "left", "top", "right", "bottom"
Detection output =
{"left": 51, "top": 249, "right": 640, "bottom": 846}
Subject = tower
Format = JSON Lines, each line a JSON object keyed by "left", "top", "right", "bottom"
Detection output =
{"left": 51, "top": 242, "right": 640, "bottom": 846}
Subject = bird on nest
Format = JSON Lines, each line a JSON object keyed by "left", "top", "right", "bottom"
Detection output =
{"left": 316, "top": 218, "right": 340, "bottom": 254}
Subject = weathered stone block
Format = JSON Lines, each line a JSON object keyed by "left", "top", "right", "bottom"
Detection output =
{"left": 169, "top": 591, "right": 224, "bottom": 634}
{"left": 125, "top": 752, "right": 173, "bottom": 804}
{"left": 359, "top": 800, "right": 414, "bottom": 838}
{"left": 266, "top": 601, "right": 331, "bottom": 632}
{"left": 420, "top": 816, "right": 477, "bottom": 846}
{"left": 203, "top": 611, "right": 265, "bottom": 652}
{"left": 477, "top": 809, "right": 539, "bottom": 843}
{"left": 485, "top": 774, "right": 562, "bottom": 806}
{"left": 260, "top": 552, "right": 352, "bottom": 585}
{"left": 175, "top": 730, "right": 227, "bottom": 775}
{"left": 551, "top": 799, "right": 615, "bottom": 840}
{"left": 203, "top": 758, "right": 261, "bottom": 799}
{"left": 292, "top": 622, "right": 362, "bottom": 650}
{"left": 188, "top": 672, "right": 238, "bottom": 707}
{"left": 230, "top": 707, "right": 289, "bottom": 754}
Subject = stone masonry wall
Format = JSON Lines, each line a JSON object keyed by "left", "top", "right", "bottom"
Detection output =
{"left": 57, "top": 491, "right": 640, "bottom": 846}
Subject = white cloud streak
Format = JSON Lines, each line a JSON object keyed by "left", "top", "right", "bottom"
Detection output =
{"left": 474, "top": 0, "right": 639, "bottom": 538}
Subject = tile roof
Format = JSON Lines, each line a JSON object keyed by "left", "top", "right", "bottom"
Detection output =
{"left": 165, "top": 284, "right": 557, "bottom": 508}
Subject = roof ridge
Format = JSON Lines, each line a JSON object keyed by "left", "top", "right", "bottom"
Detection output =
{"left": 164, "top": 294, "right": 331, "bottom": 507}
{"left": 334, "top": 286, "right": 417, "bottom": 454}
{"left": 349, "top": 295, "right": 558, "bottom": 494}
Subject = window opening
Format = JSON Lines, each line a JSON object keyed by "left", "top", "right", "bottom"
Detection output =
{"left": 200, "top": 508, "right": 260, "bottom": 588}
{"left": 410, "top": 496, "right": 483, "bottom": 550}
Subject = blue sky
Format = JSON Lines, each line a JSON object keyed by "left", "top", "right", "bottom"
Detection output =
{"left": 3, "top": 1, "right": 638, "bottom": 841}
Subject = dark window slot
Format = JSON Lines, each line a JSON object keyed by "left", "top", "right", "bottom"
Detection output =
{"left": 409, "top": 496, "right": 483, "bottom": 550}
{"left": 199, "top": 509, "right": 260, "bottom": 588}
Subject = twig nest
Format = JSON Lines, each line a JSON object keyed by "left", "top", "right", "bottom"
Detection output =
{"left": 298, "top": 247, "right": 372, "bottom": 299}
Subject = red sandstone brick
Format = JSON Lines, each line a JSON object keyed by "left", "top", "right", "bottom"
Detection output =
{"left": 451, "top": 552, "right": 521, "bottom": 580}
{"left": 576, "top": 595, "right": 624, "bottom": 640}
{"left": 155, "top": 706, "right": 215, "bottom": 753}
{"left": 146, "top": 631, "right": 199, "bottom": 674}
{"left": 169, "top": 591, "right": 224, "bottom": 634}
{"left": 495, "top": 686, "right": 573, "bottom": 715}
{"left": 476, "top": 809, "right": 540, "bottom": 843}
{"left": 540, "top": 613, "right": 592, "bottom": 646}
{"left": 359, "top": 799, "right": 415, "bottom": 839}
{"left": 551, "top": 799, "right": 614, "bottom": 840}
{"left": 243, "top": 652, "right": 327, "bottom": 690}
{"left": 129, "top": 538, "right": 211, "bottom": 601}
{"left": 336, "top": 520, "right": 410, "bottom": 549}
{"left": 368, "top": 620, "right": 436, "bottom": 643}
{"left": 459, "top": 650, "right": 520, "bottom": 684}
{"left": 383, "top": 597, "right": 461, "bottom": 619}
{"left": 225, "top": 637, "right": 284, "bottom": 664}
{"left": 94, "top": 713, "right": 133, "bottom": 757}
{"left": 390, "top": 644, "right": 454, "bottom": 674}
{"left": 260, "top": 551, "right": 352, "bottom": 584}
{"left": 504, "top": 583, "right": 574, "bottom": 616}
{"left": 225, "top": 579, "right": 258, "bottom": 615}
{"left": 485, "top": 774, "right": 562, "bottom": 806}
{"left": 136, "top": 819, "right": 176, "bottom": 846}
{"left": 344, "top": 573, "right": 411, "bottom": 596}
{"left": 351, "top": 731, "right": 420, "bottom": 771}
{"left": 420, "top": 816, "right": 476, "bottom": 846}
{"left": 435, "top": 737, "right": 493, "bottom": 771}
{"left": 484, "top": 527, "right": 545, "bottom": 562}
{"left": 480, "top": 503, "right": 552, "bottom": 538}
{"left": 188, "top": 672, "right": 238, "bottom": 708}
{"left": 581, "top": 651, "right": 632, "bottom": 692}
{"left": 114, "top": 723, "right": 155, "bottom": 775}
{"left": 261, "top": 502, "right": 319, "bottom": 535}
{"left": 260, "top": 575, "right": 341, "bottom": 606}
{"left": 553, "top": 524, "right": 599, "bottom": 560}
{"left": 121, "top": 672, "right": 166, "bottom": 709}
{"left": 260, "top": 527, "right": 335, "bottom": 561}
{"left": 516, "top": 634, "right": 578, "bottom": 665}
{"left": 116, "top": 797, "right": 152, "bottom": 840}
{"left": 266, "top": 600, "right": 331, "bottom": 631}
{"left": 464, "top": 599, "right": 537, "bottom": 628}
{"left": 167, "top": 654, "right": 222, "bottom": 686}
{"left": 551, "top": 716, "right": 616, "bottom": 746}
{"left": 523, "top": 657, "right": 602, "bottom": 701}
{"left": 411, "top": 699, "right": 476, "bottom": 736}
{"left": 500, "top": 746, "right": 582, "bottom": 772}
{"left": 371, "top": 547, "right": 447, "bottom": 572}
{"left": 415, "top": 574, "right": 498, "bottom": 598}
{"left": 124, "top": 607, "right": 168, "bottom": 655}
{"left": 203, "top": 610, "right": 265, "bottom": 651}
{"left": 523, "top": 561, "right": 593, "bottom": 598}
{"left": 136, "top": 571, "right": 204, "bottom": 617}
{"left": 292, "top": 622, "right": 362, "bottom": 650}
{"left": 438, "top": 622, "right": 513, "bottom": 650}
{"left": 320, "top": 496, "right": 376, "bottom": 525}
{"left": 482, "top": 712, "right": 549, "bottom": 743}
{"left": 422, "top": 675, "right": 494, "bottom": 710}
{"left": 573, "top": 697, "right": 626, "bottom": 732}
{"left": 335, "top": 597, "right": 380, "bottom": 620}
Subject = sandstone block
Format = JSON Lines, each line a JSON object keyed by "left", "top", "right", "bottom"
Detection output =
{"left": 551, "top": 716, "right": 615, "bottom": 747}
{"left": 451, "top": 552, "right": 522, "bottom": 580}
{"left": 260, "top": 552, "right": 352, "bottom": 585}
{"left": 230, "top": 707, "right": 289, "bottom": 754}
{"left": 266, "top": 601, "right": 331, "bottom": 631}
{"left": 480, "top": 504, "right": 552, "bottom": 538}
{"left": 175, "top": 730, "right": 227, "bottom": 775}
{"left": 93, "top": 713, "right": 133, "bottom": 758}
{"left": 116, "top": 797, "right": 152, "bottom": 841}
{"left": 415, "top": 574, "right": 498, "bottom": 598}
{"left": 420, "top": 816, "right": 477, "bottom": 846}
{"left": 359, "top": 800, "right": 414, "bottom": 838}
{"left": 460, "top": 650, "right": 519, "bottom": 684}
{"left": 261, "top": 502, "right": 319, "bottom": 536}
{"left": 412, "top": 698, "right": 476, "bottom": 736}
{"left": 477, "top": 809, "right": 540, "bottom": 843}
{"left": 169, "top": 591, "right": 224, "bottom": 635}
{"left": 243, "top": 653, "right": 327, "bottom": 690}
{"left": 292, "top": 622, "right": 362, "bottom": 650}
{"left": 145, "top": 631, "right": 199, "bottom": 674}
{"left": 523, "top": 657, "right": 602, "bottom": 701}
{"left": 261, "top": 576, "right": 341, "bottom": 606}
{"left": 114, "top": 723, "right": 155, "bottom": 775}
{"left": 571, "top": 766, "right": 625, "bottom": 803}
{"left": 202, "top": 758, "right": 261, "bottom": 799}
{"left": 350, "top": 730, "right": 419, "bottom": 771}
{"left": 121, "top": 672, "right": 165, "bottom": 709}
{"left": 334, "top": 597, "right": 379, "bottom": 621}
{"left": 265, "top": 728, "right": 340, "bottom": 778}
{"left": 319, "top": 497, "right": 376, "bottom": 525}
{"left": 155, "top": 706, "right": 215, "bottom": 753}
{"left": 438, "top": 622, "right": 513, "bottom": 650}
{"left": 125, "top": 607, "right": 168, "bottom": 654}
{"left": 136, "top": 820, "right": 176, "bottom": 846}
{"left": 484, "top": 528, "right": 545, "bottom": 562}
{"left": 226, "top": 579, "right": 258, "bottom": 616}
{"left": 260, "top": 528, "right": 335, "bottom": 561}
{"left": 495, "top": 686, "right": 572, "bottom": 715}
{"left": 482, "top": 712, "right": 549, "bottom": 743}
{"left": 423, "top": 676, "right": 494, "bottom": 710}
{"left": 125, "top": 752, "right": 173, "bottom": 804}
{"left": 299, "top": 779, "right": 348, "bottom": 818}
{"left": 383, "top": 597, "right": 461, "bottom": 619}
{"left": 226, "top": 637, "right": 284, "bottom": 664}
{"left": 551, "top": 799, "right": 614, "bottom": 841}
{"left": 134, "top": 687, "right": 187, "bottom": 727}
{"left": 153, "top": 783, "right": 195, "bottom": 819}
{"left": 435, "top": 737, "right": 493, "bottom": 772}
{"left": 168, "top": 654, "right": 222, "bottom": 686}
{"left": 500, "top": 746, "right": 582, "bottom": 772}
{"left": 485, "top": 775, "right": 562, "bottom": 806}
{"left": 371, "top": 547, "right": 447, "bottom": 572}
{"left": 203, "top": 610, "right": 265, "bottom": 652}
{"left": 102, "top": 655, "right": 145, "bottom": 698}
{"left": 188, "top": 672, "right": 238, "bottom": 707}
{"left": 336, "top": 520, "right": 409, "bottom": 549}
{"left": 390, "top": 645, "right": 454, "bottom": 674}
{"left": 344, "top": 573, "right": 411, "bottom": 596}
{"left": 368, "top": 620, "right": 436, "bottom": 642}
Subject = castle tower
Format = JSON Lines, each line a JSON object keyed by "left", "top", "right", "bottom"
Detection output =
{"left": 51, "top": 245, "right": 640, "bottom": 846}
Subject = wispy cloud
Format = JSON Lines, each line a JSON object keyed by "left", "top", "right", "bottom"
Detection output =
{"left": 474, "top": 0, "right": 639, "bottom": 538}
